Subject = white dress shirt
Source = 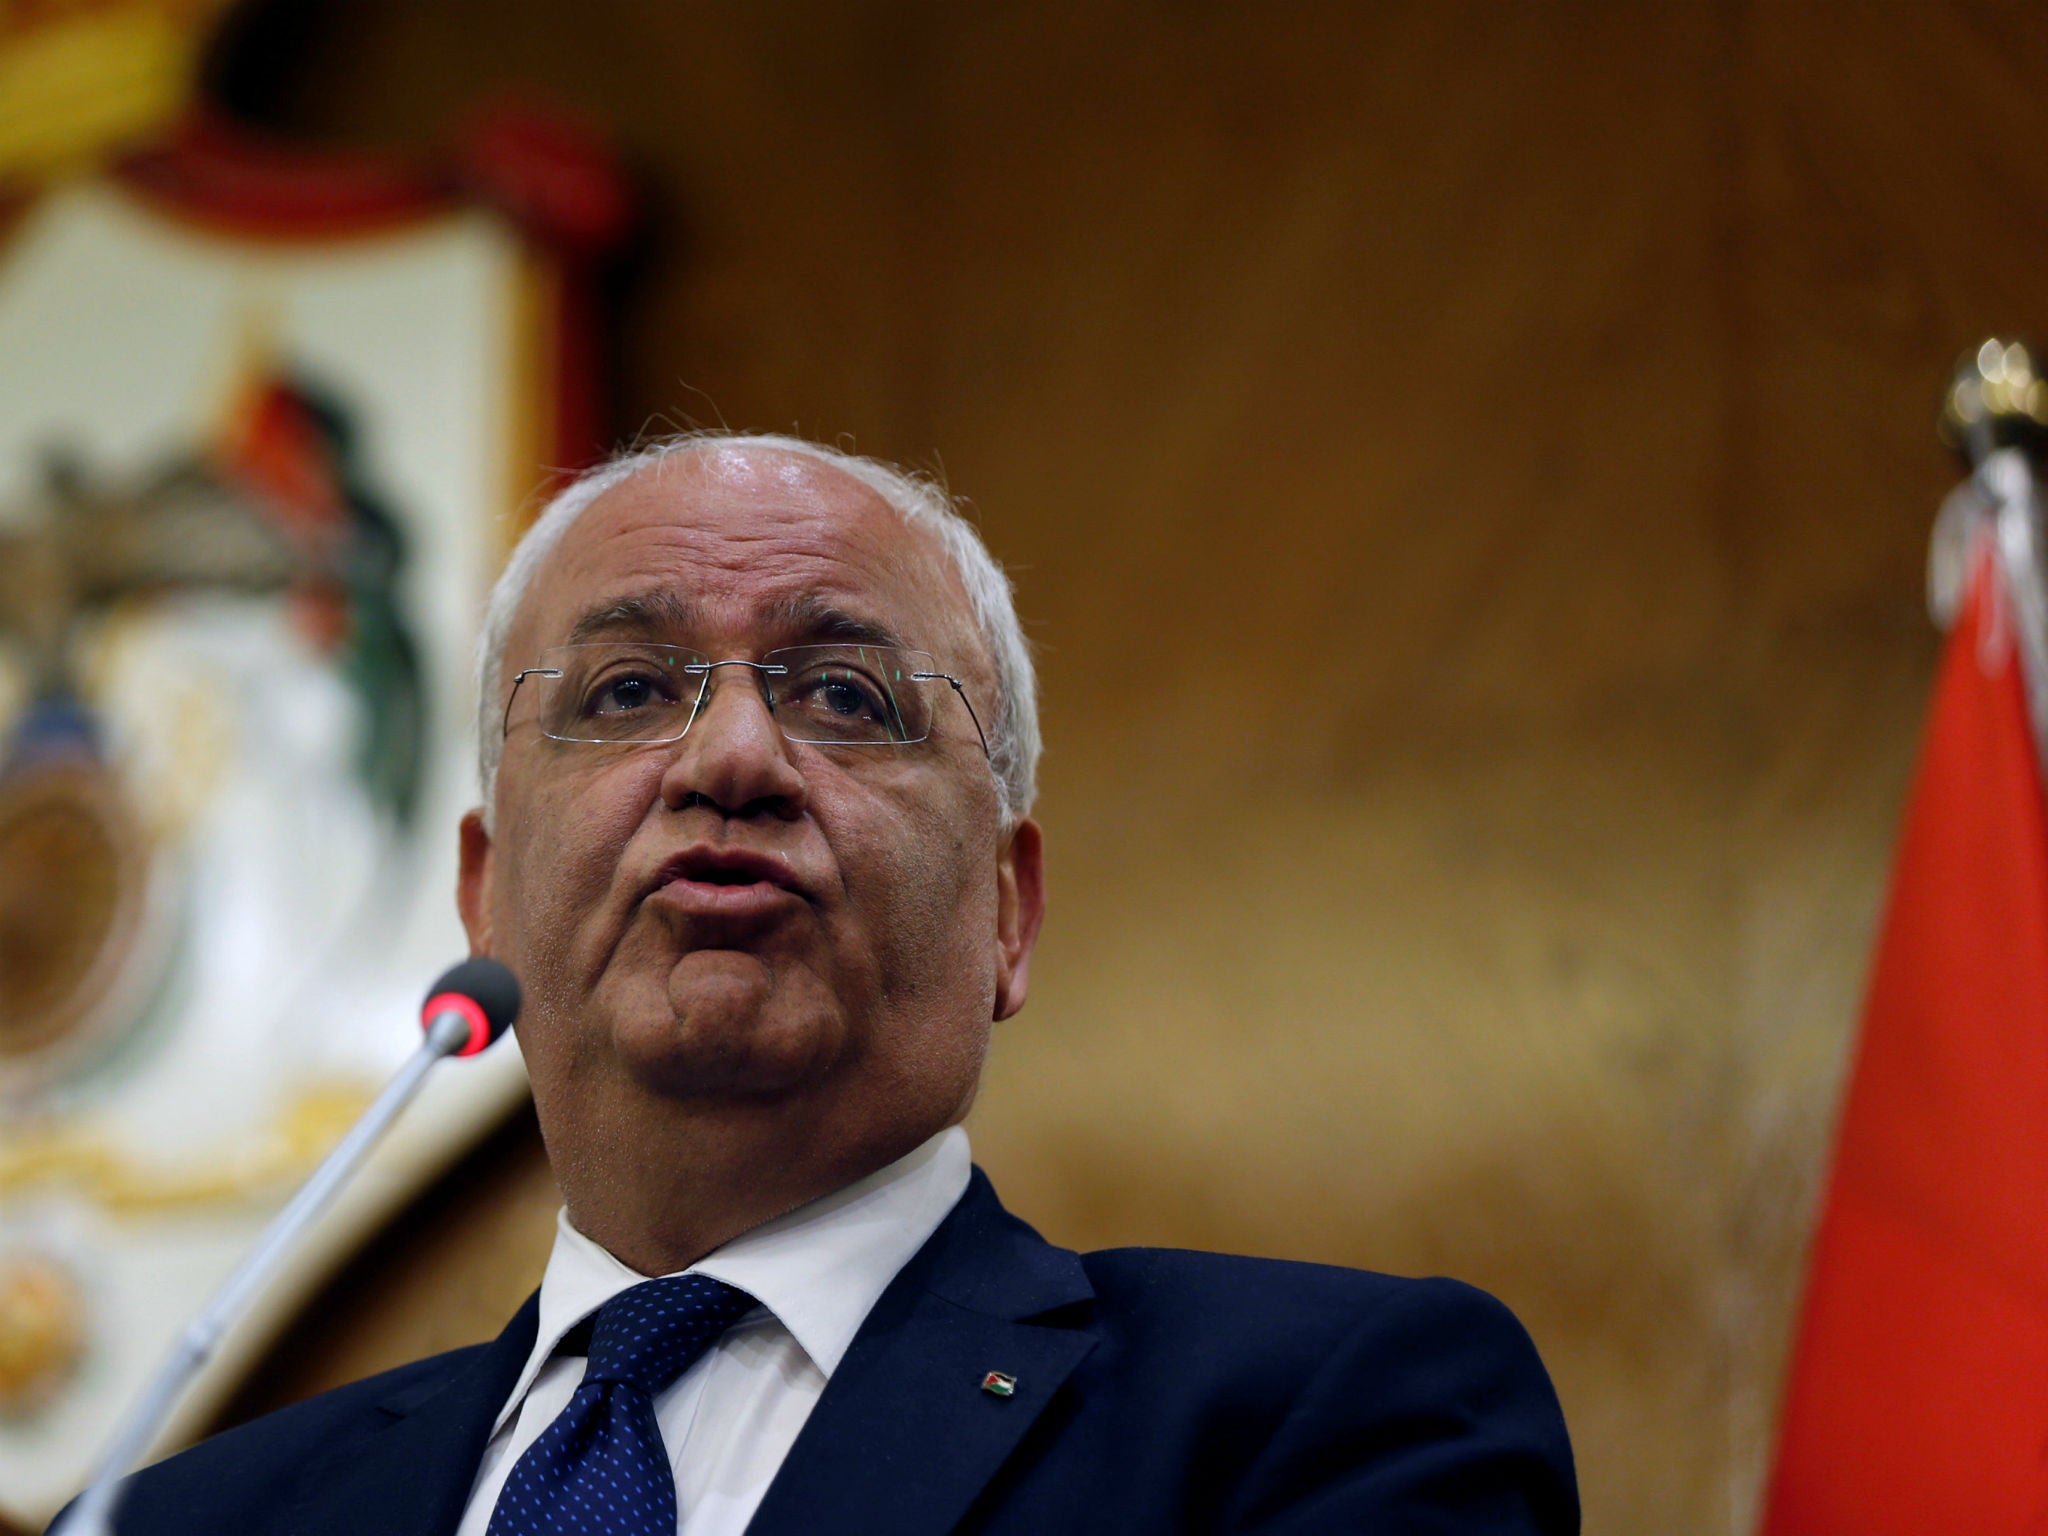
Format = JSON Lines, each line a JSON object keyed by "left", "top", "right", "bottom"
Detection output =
{"left": 455, "top": 1126, "right": 972, "bottom": 1536}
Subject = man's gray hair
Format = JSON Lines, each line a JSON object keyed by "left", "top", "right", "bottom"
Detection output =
{"left": 474, "top": 431, "right": 1039, "bottom": 827}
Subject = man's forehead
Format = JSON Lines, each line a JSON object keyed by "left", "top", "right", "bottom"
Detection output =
{"left": 515, "top": 447, "right": 978, "bottom": 662}
{"left": 579, "top": 445, "right": 906, "bottom": 546}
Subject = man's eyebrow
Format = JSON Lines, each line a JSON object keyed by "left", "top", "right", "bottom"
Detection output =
{"left": 765, "top": 594, "right": 909, "bottom": 651}
{"left": 564, "top": 591, "right": 695, "bottom": 645}
{"left": 561, "top": 591, "right": 910, "bottom": 651}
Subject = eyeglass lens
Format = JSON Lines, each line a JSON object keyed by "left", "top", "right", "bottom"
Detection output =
{"left": 530, "top": 643, "right": 939, "bottom": 746}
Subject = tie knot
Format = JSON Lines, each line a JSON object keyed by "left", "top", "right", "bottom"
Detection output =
{"left": 584, "top": 1274, "right": 755, "bottom": 1396}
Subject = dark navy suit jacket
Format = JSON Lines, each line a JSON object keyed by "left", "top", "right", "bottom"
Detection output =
{"left": 98, "top": 1170, "right": 1578, "bottom": 1534}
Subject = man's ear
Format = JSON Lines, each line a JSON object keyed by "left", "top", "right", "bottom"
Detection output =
{"left": 457, "top": 809, "right": 496, "bottom": 957}
{"left": 992, "top": 817, "right": 1045, "bottom": 1022}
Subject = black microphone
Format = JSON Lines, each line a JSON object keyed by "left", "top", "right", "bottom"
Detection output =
{"left": 56, "top": 960, "right": 521, "bottom": 1536}
{"left": 420, "top": 956, "right": 522, "bottom": 1057}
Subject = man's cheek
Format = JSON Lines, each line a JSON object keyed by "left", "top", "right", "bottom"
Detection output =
{"left": 842, "top": 822, "right": 969, "bottom": 1000}
{"left": 504, "top": 791, "right": 636, "bottom": 953}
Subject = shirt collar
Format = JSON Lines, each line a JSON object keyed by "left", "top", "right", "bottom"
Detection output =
{"left": 492, "top": 1125, "right": 971, "bottom": 1436}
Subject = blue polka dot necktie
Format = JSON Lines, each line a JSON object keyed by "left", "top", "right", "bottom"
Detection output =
{"left": 487, "top": 1274, "right": 756, "bottom": 1536}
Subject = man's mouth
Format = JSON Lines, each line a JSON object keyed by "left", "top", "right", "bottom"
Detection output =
{"left": 643, "top": 846, "right": 805, "bottom": 921}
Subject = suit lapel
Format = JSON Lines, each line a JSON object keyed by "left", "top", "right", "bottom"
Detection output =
{"left": 747, "top": 1170, "right": 1097, "bottom": 1536}
{"left": 284, "top": 1293, "right": 540, "bottom": 1536}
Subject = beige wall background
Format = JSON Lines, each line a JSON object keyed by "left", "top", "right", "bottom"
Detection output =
{"left": 203, "top": 4, "right": 2048, "bottom": 1532}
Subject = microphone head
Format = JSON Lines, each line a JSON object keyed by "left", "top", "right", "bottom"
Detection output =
{"left": 419, "top": 957, "right": 521, "bottom": 1057}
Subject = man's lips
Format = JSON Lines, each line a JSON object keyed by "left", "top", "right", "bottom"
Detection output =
{"left": 642, "top": 845, "right": 807, "bottom": 921}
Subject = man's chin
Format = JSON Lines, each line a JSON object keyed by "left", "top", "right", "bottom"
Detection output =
{"left": 606, "top": 950, "right": 842, "bottom": 1098}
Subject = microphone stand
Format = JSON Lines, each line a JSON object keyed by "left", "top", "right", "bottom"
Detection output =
{"left": 55, "top": 1009, "right": 480, "bottom": 1536}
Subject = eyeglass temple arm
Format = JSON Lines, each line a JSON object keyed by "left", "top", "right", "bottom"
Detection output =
{"left": 914, "top": 671, "right": 992, "bottom": 762}
{"left": 500, "top": 668, "right": 564, "bottom": 741}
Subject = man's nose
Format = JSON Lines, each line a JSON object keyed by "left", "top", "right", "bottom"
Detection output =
{"left": 657, "top": 666, "right": 809, "bottom": 818}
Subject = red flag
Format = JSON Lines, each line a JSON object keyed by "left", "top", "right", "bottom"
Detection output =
{"left": 1765, "top": 542, "right": 2048, "bottom": 1532}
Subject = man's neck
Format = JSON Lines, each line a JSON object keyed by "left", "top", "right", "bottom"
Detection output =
{"left": 541, "top": 1085, "right": 961, "bottom": 1276}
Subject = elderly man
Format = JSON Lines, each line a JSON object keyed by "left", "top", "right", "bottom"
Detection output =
{"left": 107, "top": 432, "right": 1577, "bottom": 1534}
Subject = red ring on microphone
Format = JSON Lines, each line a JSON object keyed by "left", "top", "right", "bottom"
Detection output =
{"left": 422, "top": 992, "right": 493, "bottom": 1056}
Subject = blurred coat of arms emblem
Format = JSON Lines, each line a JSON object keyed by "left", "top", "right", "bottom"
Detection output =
{"left": 0, "top": 65, "right": 623, "bottom": 1526}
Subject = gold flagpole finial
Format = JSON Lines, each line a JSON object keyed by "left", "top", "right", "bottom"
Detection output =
{"left": 1941, "top": 337, "right": 2048, "bottom": 467}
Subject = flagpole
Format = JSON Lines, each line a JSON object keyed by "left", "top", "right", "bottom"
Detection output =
{"left": 1938, "top": 339, "right": 2048, "bottom": 761}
